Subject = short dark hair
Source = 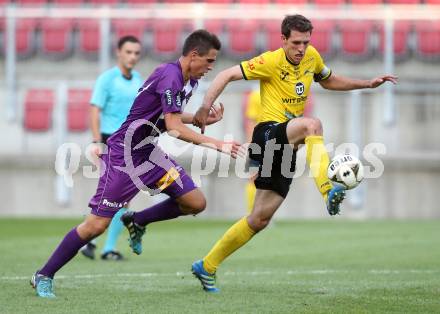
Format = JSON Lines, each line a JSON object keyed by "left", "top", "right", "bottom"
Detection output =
{"left": 182, "top": 29, "right": 221, "bottom": 56}
{"left": 117, "top": 35, "right": 140, "bottom": 49}
{"left": 281, "top": 15, "right": 313, "bottom": 38}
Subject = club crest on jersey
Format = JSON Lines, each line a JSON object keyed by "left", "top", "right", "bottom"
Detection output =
{"left": 295, "top": 82, "right": 305, "bottom": 96}
{"left": 280, "top": 70, "right": 289, "bottom": 81}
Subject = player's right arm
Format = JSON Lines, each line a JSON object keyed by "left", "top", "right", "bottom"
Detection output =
{"left": 164, "top": 112, "right": 242, "bottom": 158}
{"left": 193, "top": 65, "right": 243, "bottom": 133}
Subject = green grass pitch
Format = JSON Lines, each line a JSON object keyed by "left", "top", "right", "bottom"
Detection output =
{"left": 0, "top": 218, "right": 439, "bottom": 313}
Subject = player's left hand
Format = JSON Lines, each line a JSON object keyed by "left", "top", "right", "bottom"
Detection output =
{"left": 206, "top": 103, "right": 224, "bottom": 126}
{"left": 369, "top": 75, "right": 398, "bottom": 88}
{"left": 193, "top": 106, "right": 210, "bottom": 134}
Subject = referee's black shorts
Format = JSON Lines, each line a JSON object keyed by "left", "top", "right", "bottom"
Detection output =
{"left": 248, "top": 121, "right": 297, "bottom": 198}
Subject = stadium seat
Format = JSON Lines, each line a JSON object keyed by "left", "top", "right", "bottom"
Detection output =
{"left": 226, "top": 19, "right": 259, "bottom": 58}
{"left": 203, "top": 0, "right": 233, "bottom": 3}
{"left": 204, "top": 20, "right": 225, "bottom": 35}
{"left": 124, "top": 0, "right": 156, "bottom": 4}
{"left": 67, "top": 89, "right": 92, "bottom": 132}
{"left": 51, "top": 0, "right": 84, "bottom": 5}
{"left": 262, "top": 20, "right": 282, "bottom": 52}
{"left": 339, "top": 20, "right": 375, "bottom": 60}
{"left": 88, "top": 0, "right": 120, "bottom": 5}
{"left": 151, "top": 20, "right": 190, "bottom": 57}
{"left": 77, "top": 19, "right": 100, "bottom": 55}
{"left": 13, "top": 18, "right": 39, "bottom": 58}
{"left": 309, "top": 20, "right": 336, "bottom": 59}
{"left": 16, "top": 0, "right": 48, "bottom": 5}
{"left": 386, "top": 0, "right": 420, "bottom": 3}
{"left": 273, "top": 0, "right": 308, "bottom": 4}
{"left": 112, "top": 19, "right": 149, "bottom": 43}
{"left": 377, "top": 20, "right": 412, "bottom": 61}
{"left": 313, "top": 0, "right": 345, "bottom": 5}
{"left": 425, "top": 0, "right": 440, "bottom": 3}
{"left": 350, "top": 0, "right": 382, "bottom": 4}
{"left": 237, "top": 0, "right": 271, "bottom": 4}
{"left": 415, "top": 21, "right": 440, "bottom": 60}
{"left": 23, "top": 89, "right": 54, "bottom": 132}
{"left": 40, "top": 18, "right": 74, "bottom": 58}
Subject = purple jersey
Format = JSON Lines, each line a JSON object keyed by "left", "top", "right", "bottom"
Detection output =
{"left": 107, "top": 60, "right": 198, "bottom": 152}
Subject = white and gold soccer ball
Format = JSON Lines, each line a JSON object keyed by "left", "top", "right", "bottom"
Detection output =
{"left": 327, "top": 154, "right": 364, "bottom": 190}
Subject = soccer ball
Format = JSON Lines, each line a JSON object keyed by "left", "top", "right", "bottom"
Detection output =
{"left": 327, "top": 154, "right": 364, "bottom": 190}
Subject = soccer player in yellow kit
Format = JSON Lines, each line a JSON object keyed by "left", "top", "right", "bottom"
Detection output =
{"left": 191, "top": 15, "right": 397, "bottom": 292}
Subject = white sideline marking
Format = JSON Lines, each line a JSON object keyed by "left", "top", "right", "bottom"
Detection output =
{"left": 2, "top": 269, "right": 439, "bottom": 281}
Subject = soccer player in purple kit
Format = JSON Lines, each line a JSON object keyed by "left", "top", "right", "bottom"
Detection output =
{"left": 30, "top": 29, "right": 242, "bottom": 298}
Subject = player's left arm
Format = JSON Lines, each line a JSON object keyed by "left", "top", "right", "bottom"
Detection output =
{"left": 319, "top": 73, "right": 398, "bottom": 91}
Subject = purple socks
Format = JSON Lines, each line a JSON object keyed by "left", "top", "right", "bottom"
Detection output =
{"left": 133, "top": 198, "right": 183, "bottom": 226}
{"left": 39, "top": 227, "right": 88, "bottom": 278}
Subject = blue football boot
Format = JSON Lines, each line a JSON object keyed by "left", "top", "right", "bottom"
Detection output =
{"left": 30, "top": 272, "right": 55, "bottom": 298}
{"left": 121, "top": 211, "right": 145, "bottom": 255}
{"left": 191, "top": 260, "right": 219, "bottom": 293}
{"left": 326, "top": 185, "right": 346, "bottom": 216}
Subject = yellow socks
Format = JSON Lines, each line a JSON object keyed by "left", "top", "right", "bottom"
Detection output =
{"left": 305, "top": 135, "right": 332, "bottom": 198}
{"left": 245, "top": 181, "right": 256, "bottom": 214}
{"left": 203, "top": 217, "right": 256, "bottom": 274}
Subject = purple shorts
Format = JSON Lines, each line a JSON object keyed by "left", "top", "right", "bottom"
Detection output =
{"left": 88, "top": 145, "right": 197, "bottom": 218}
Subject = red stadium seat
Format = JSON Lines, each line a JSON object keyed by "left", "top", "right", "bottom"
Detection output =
{"left": 262, "top": 20, "right": 282, "bottom": 52}
{"left": 339, "top": 20, "right": 374, "bottom": 60}
{"left": 415, "top": 21, "right": 440, "bottom": 60}
{"left": 313, "top": 0, "right": 345, "bottom": 5}
{"left": 124, "top": 0, "right": 156, "bottom": 4}
{"left": 350, "top": 0, "right": 381, "bottom": 4}
{"left": 40, "top": 18, "right": 74, "bottom": 57}
{"left": 112, "top": 19, "right": 149, "bottom": 42}
{"left": 425, "top": 0, "right": 440, "bottom": 3}
{"left": 68, "top": 89, "right": 92, "bottom": 132}
{"left": 77, "top": 19, "right": 100, "bottom": 55}
{"left": 204, "top": 0, "right": 233, "bottom": 3}
{"left": 51, "top": 0, "right": 84, "bottom": 5}
{"left": 12, "top": 18, "right": 39, "bottom": 57}
{"left": 386, "top": 0, "right": 420, "bottom": 3}
{"left": 204, "top": 20, "right": 225, "bottom": 35}
{"left": 151, "top": 20, "right": 190, "bottom": 56}
{"left": 378, "top": 21, "right": 412, "bottom": 60}
{"left": 237, "top": 0, "right": 271, "bottom": 4}
{"left": 16, "top": 0, "right": 48, "bottom": 5}
{"left": 273, "top": 0, "right": 308, "bottom": 4}
{"left": 24, "top": 89, "right": 54, "bottom": 132}
{"left": 227, "top": 19, "right": 259, "bottom": 58}
{"left": 88, "top": 0, "right": 119, "bottom": 5}
{"left": 309, "top": 20, "right": 336, "bottom": 59}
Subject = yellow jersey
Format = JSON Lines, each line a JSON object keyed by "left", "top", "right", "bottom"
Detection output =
{"left": 245, "top": 89, "right": 262, "bottom": 122}
{"left": 240, "top": 46, "right": 331, "bottom": 123}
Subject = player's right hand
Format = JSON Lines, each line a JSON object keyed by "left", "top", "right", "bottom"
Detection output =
{"left": 91, "top": 143, "right": 102, "bottom": 157}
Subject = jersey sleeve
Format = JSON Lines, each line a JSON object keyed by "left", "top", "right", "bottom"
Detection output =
{"left": 240, "top": 51, "right": 274, "bottom": 81}
{"left": 155, "top": 67, "right": 183, "bottom": 114}
{"left": 90, "top": 73, "right": 109, "bottom": 109}
{"left": 311, "top": 47, "right": 332, "bottom": 82}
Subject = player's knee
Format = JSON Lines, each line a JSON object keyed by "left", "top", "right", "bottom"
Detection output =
{"left": 179, "top": 196, "right": 206, "bottom": 215}
{"left": 247, "top": 216, "right": 270, "bottom": 232}
{"left": 304, "top": 117, "right": 323, "bottom": 135}
{"left": 82, "top": 219, "right": 108, "bottom": 238}
{"left": 188, "top": 197, "right": 207, "bottom": 214}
